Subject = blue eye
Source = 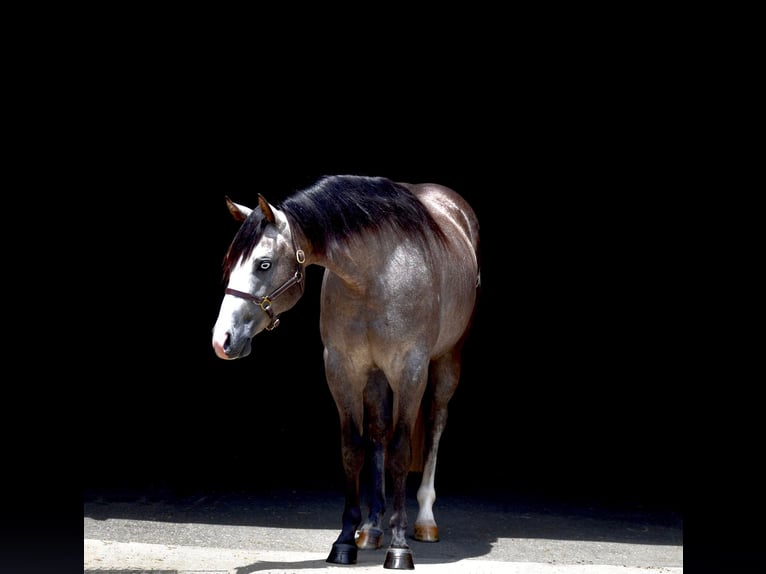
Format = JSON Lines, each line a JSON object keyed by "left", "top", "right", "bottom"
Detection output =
{"left": 258, "top": 260, "right": 271, "bottom": 271}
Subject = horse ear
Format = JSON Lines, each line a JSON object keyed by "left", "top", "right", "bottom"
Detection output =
{"left": 258, "top": 194, "right": 276, "bottom": 223}
{"left": 225, "top": 196, "right": 252, "bottom": 222}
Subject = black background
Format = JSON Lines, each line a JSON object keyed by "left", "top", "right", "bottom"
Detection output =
{"left": 81, "top": 128, "right": 682, "bottom": 512}
{"left": 72, "top": 32, "right": 684, "bottom": 515}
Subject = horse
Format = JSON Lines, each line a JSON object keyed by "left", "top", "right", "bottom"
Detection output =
{"left": 211, "top": 175, "right": 480, "bottom": 569}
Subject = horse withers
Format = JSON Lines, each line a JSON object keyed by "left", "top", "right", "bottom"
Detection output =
{"left": 211, "top": 175, "right": 480, "bottom": 569}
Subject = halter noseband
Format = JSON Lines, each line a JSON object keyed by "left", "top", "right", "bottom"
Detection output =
{"left": 225, "top": 248, "right": 306, "bottom": 331}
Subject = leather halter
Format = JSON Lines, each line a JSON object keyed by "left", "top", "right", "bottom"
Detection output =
{"left": 225, "top": 248, "right": 306, "bottom": 331}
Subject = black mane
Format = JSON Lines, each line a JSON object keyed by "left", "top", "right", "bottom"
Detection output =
{"left": 281, "top": 175, "right": 445, "bottom": 256}
{"left": 223, "top": 175, "right": 446, "bottom": 280}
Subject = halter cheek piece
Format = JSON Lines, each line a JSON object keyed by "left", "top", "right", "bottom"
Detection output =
{"left": 225, "top": 248, "right": 306, "bottom": 331}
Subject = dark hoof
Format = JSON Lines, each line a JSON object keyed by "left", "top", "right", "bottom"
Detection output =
{"left": 383, "top": 547, "right": 414, "bottom": 570}
{"left": 356, "top": 527, "right": 384, "bottom": 549}
{"left": 327, "top": 542, "right": 357, "bottom": 564}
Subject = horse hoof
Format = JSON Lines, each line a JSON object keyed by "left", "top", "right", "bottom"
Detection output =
{"left": 356, "top": 527, "right": 384, "bottom": 549}
{"left": 383, "top": 547, "right": 414, "bottom": 570}
{"left": 414, "top": 522, "right": 440, "bottom": 542}
{"left": 327, "top": 543, "right": 357, "bottom": 564}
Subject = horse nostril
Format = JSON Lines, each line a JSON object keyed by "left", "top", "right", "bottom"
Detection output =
{"left": 212, "top": 331, "right": 233, "bottom": 359}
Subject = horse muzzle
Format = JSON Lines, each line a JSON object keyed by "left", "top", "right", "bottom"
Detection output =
{"left": 212, "top": 330, "right": 252, "bottom": 360}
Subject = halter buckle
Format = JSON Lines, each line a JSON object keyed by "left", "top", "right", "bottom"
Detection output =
{"left": 259, "top": 297, "right": 273, "bottom": 312}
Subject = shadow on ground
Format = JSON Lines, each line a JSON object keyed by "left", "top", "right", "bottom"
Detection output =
{"left": 84, "top": 482, "right": 682, "bottom": 570}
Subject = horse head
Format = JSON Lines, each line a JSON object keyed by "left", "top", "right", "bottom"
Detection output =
{"left": 212, "top": 194, "right": 305, "bottom": 359}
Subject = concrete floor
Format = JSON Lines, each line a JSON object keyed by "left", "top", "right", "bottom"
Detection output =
{"left": 84, "top": 488, "right": 682, "bottom": 573}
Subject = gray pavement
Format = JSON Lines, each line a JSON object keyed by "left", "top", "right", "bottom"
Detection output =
{"left": 84, "top": 489, "right": 682, "bottom": 573}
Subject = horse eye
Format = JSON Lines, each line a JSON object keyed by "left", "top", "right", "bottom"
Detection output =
{"left": 258, "top": 260, "right": 271, "bottom": 271}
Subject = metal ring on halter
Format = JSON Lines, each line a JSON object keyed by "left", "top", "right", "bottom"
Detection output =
{"left": 223, "top": 246, "right": 305, "bottom": 331}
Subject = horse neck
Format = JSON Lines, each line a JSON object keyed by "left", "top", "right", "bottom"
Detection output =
{"left": 288, "top": 221, "right": 385, "bottom": 292}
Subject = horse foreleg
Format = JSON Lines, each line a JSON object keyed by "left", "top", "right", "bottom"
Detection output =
{"left": 355, "top": 441, "right": 386, "bottom": 550}
{"left": 356, "top": 371, "right": 390, "bottom": 550}
{"left": 326, "top": 413, "right": 365, "bottom": 565}
{"left": 384, "top": 417, "right": 416, "bottom": 570}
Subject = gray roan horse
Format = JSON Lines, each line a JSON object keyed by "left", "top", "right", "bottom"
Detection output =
{"left": 211, "top": 175, "right": 480, "bottom": 569}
